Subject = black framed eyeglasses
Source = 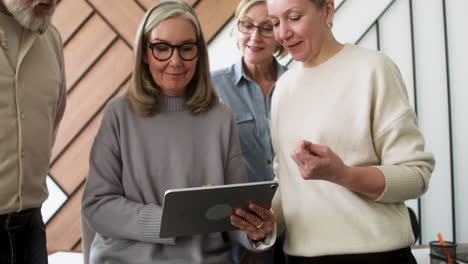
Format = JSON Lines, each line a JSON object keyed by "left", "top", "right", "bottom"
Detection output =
{"left": 146, "top": 41, "right": 200, "bottom": 61}
{"left": 237, "top": 20, "right": 274, "bottom": 38}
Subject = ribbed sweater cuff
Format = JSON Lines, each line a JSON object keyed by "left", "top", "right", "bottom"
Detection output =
{"left": 248, "top": 223, "right": 277, "bottom": 251}
{"left": 139, "top": 204, "right": 175, "bottom": 244}
{"left": 229, "top": 225, "right": 276, "bottom": 252}
{"left": 375, "top": 165, "right": 421, "bottom": 203}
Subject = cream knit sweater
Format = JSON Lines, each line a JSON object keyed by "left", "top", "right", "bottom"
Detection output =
{"left": 271, "top": 43, "right": 435, "bottom": 257}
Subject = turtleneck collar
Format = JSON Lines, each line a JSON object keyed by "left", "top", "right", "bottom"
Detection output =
{"left": 157, "top": 95, "right": 187, "bottom": 112}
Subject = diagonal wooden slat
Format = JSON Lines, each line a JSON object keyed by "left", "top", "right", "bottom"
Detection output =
{"left": 73, "top": 242, "right": 82, "bottom": 252}
{"left": 86, "top": 0, "right": 144, "bottom": 47}
{"left": 50, "top": 77, "right": 130, "bottom": 195}
{"left": 52, "top": 0, "right": 93, "bottom": 43}
{"left": 88, "top": 0, "right": 238, "bottom": 50}
{"left": 50, "top": 40, "right": 133, "bottom": 184}
{"left": 46, "top": 87, "right": 128, "bottom": 252}
{"left": 194, "top": 0, "right": 240, "bottom": 41}
{"left": 63, "top": 14, "right": 117, "bottom": 91}
{"left": 49, "top": 112, "right": 101, "bottom": 196}
{"left": 46, "top": 184, "right": 84, "bottom": 254}
{"left": 136, "top": 0, "right": 198, "bottom": 10}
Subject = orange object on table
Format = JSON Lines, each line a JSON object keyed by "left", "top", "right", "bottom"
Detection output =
{"left": 437, "top": 232, "right": 453, "bottom": 264}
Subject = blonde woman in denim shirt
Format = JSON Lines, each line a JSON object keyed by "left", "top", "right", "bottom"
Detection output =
{"left": 211, "top": 1, "right": 287, "bottom": 263}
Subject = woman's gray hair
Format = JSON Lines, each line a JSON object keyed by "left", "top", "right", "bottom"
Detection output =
{"left": 126, "top": 0, "right": 218, "bottom": 116}
{"left": 234, "top": 0, "right": 288, "bottom": 59}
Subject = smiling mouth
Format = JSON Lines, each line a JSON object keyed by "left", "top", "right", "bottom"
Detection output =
{"left": 35, "top": 0, "right": 53, "bottom": 9}
{"left": 248, "top": 45, "right": 264, "bottom": 52}
{"left": 36, "top": 0, "right": 55, "bottom": 5}
{"left": 287, "top": 42, "right": 301, "bottom": 49}
{"left": 166, "top": 72, "right": 185, "bottom": 76}
{"left": 34, "top": 2, "right": 53, "bottom": 14}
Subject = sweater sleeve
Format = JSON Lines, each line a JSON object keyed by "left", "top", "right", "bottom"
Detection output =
{"left": 272, "top": 163, "right": 285, "bottom": 235}
{"left": 51, "top": 27, "right": 66, "bottom": 147}
{"left": 371, "top": 55, "right": 435, "bottom": 203}
{"left": 228, "top": 226, "right": 277, "bottom": 252}
{"left": 81, "top": 102, "right": 174, "bottom": 244}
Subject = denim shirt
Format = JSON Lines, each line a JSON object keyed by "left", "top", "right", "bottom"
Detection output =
{"left": 211, "top": 58, "right": 287, "bottom": 182}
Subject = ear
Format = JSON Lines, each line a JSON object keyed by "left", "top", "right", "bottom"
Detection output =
{"left": 324, "top": 0, "right": 335, "bottom": 26}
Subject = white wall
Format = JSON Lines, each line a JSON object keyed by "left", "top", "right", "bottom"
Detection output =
{"left": 445, "top": 0, "right": 468, "bottom": 244}
{"left": 207, "top": 0, "right": 468, "bottom": 244}
{"left": 411, "top": 0, "right": 454, "bottom": 244}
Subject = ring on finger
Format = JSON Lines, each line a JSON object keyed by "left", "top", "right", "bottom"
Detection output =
{"left": 256, "top": 222, "right": 264, "bottom": 229}
{"left": 241, "top": 220, "right": 248, "bottom": 226}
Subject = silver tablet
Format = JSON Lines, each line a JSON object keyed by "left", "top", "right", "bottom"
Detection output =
{"left": 160, "top": 180, "right": 278, "bottom": 238}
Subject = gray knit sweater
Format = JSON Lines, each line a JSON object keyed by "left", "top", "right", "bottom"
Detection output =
{"left": 82, "top": 96, "right": 263, "bottom": 263}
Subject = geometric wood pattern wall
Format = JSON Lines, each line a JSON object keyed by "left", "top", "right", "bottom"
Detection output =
{"left": 46, "top": 0, "right": 240, "bottom": 253}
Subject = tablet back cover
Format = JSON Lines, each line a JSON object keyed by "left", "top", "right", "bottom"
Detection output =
{"left": 160, "top": 181, "right": 278, "bottom": 238}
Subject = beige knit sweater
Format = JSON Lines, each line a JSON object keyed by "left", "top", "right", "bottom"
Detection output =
{"left": 271, "top": 43, "right": 435, "bottom": 257}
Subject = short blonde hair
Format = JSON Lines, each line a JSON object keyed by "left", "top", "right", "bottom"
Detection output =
{"left": 234, "top": 0, "right": 288, "bottom": 59}
{"left": 309, "top": 0, "right": 326, "bottom": 8}
{"left": 126, "top": 0, "right": 217, "bottom": 116}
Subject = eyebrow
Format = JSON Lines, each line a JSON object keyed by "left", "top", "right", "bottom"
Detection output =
{"left": 240, "top": 17, "right": 273, "bottom": 24}
{"left": 148, "top": 38, "right": 197, "bottom": 44}
{"left": 269, "top": 7, "right": 301, "bottom": 19}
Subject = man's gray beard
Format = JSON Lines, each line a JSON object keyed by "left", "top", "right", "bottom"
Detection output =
{"left": 4, "top": 1, "right": 54, "bottom": 34}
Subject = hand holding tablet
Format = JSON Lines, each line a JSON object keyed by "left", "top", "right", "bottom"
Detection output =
{"left": 160, "top": 181, "right": 278, "bottom": 238}
{"left": 230, "top": 202, "right": 276, "bottom": 241}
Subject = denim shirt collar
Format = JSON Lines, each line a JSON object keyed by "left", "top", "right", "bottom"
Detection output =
{"left": 232, "top": 56, "right": 287, "bottom": 87}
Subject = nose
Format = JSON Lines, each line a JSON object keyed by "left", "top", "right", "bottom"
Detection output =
{"left": 168, "top": 49, "right": 183, "bottom": 65}
{"left": 251, "top": 27, "right": 262, "bottom": 41}
{"left": 276, "top": 22, "right": 291, "bottom": 43}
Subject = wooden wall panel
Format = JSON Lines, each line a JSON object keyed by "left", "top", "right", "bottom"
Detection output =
{"left": 51, "top": 41, "right": 132, "bottom": 189}
{"left": 47, "top": 85, "right": 127, "bottom": 252}
{"left": 87, "top": 0, "right": 144, "bottom": 46}
{"left": 52, "top": 0, "right": 93, "bottom": 43}
{"left": 64, "top": 14, "right": 117, "bottom": 90}
{"left": 133, "top": 0, "right": 239, "bottom": 41}
{"left": 50, "top": 111, "right": 103, "bottom": 195}
{"left": 136, "top": 0, "right": 198, "bottom": 10}
{"left": 136, "top": 0, "right": 160, "bottom": 9}
{"left": 73, "top": 242, "right": 83, "bottom": 252}
{"left": 46, "top": 185, "right": 84, "bottom": 253}
{"left": 195, "top": 0, "right": 240, "bottom": 41}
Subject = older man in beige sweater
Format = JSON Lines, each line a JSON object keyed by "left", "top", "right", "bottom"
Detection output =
{"left": 0, "top": 0, "right": 66, "bottom": 263}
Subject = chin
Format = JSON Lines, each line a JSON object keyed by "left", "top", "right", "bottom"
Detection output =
{"left": 244, "top": 54, "right": 269, "bottom": 65}
{"left": 291, "top": 53, "right": 307, "bottom": 63}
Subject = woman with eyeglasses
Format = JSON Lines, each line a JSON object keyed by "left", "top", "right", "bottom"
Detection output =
{"left": 80, "top": 1, "right": 276, "bottom": 263}
{"left": 211, "top": 0, "right": 288, "bottom": 263}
